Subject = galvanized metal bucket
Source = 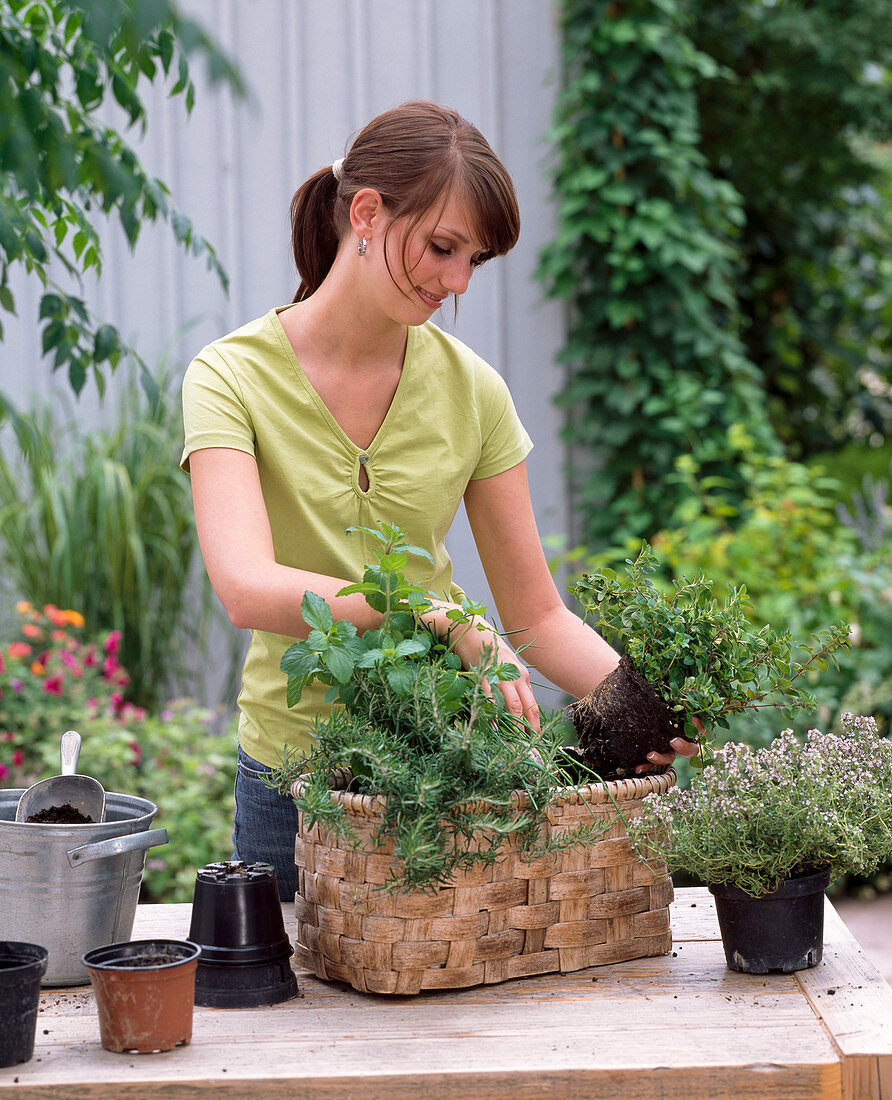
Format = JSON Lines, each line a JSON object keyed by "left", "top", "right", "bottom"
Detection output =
{"left": 0, "top": 790, "right": 168, "bottom": 986}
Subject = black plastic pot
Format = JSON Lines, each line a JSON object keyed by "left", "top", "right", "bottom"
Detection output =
{"left": 709, "top": 869, "right": 831, "bottom": 974}
{"left": 0, "top": 942, "right": 49, "bottom": 1067}
{"left": 188, "top": 860, "right": 298, "bottom": 1008}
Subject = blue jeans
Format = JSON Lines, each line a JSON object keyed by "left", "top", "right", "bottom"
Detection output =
{"left": 232, "top": 744, "right": 301, "bottom": 901}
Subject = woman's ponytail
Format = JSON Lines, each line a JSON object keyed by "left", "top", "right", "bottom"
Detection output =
{"left": 290, "top": 167, "right": 341, "bottom": 301}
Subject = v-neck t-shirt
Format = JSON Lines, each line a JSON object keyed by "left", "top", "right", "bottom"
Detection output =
{"left": 181, "top": 306, "right": 533, "bottom": 766}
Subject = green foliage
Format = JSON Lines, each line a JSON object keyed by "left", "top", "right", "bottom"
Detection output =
{"left": 0, "top": 367, "right": 221, "bottom": 708}
{"left": 649, "top": 427, "right": 860, "bottom": 638}
{"left": 538, "top": 0, "right": 778, "bottom": 543}
{"left": 629, "top": 716, "right": 892, "bottom": 896}
{"left": 123, "top": 699, "right": 237, "bottom": 903}
{"left": 272, "top": 524, "right": 609, "bottom": 893}
{"left": 571, "top": 543, "right": 849, "bottom": 753}
{"left": 688, "top": 0, "right": 892, "bottom": 458}
{"left": 0, "top": 0, "right": 242, "bottom": 394}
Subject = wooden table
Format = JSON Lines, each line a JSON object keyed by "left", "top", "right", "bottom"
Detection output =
{"left": 2, "top": 888, "right": 890, "bottom": 1099}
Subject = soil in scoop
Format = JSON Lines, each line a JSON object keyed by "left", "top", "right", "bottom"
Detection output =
{"left": 26, "top": 803, "right": 95, "bottom": 824}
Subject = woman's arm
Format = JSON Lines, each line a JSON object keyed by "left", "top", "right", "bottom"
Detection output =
{"left": 189, "top": 447, "right": 383, "bottom": 637}
{"left": 464, "top": 461, "right": 697, "bottom": 769}
{"left": 189, "top": 447, "right": 522, "bottom": 652}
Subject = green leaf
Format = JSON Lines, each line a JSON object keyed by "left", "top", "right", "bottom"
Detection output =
{"left": 385, "top": 664, "right": 416, "bottom": 694}
{"left": 301, "top": 590, "right": 333, "bottom": 632}
{"left": 397, "top": 543, "right": 434, "bottom": 564}
{"left": 280, "top": 644, "right": 321, "bottom": 679}
{"left": 356, "top": 648, "right": 384, "bottom": 668}
{"left": 324, "top": 646, "right": 355, "bottom": 684}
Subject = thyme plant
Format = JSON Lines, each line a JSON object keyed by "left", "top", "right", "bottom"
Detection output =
{"left": 628, "top": 714, "right": 892, "bottom": 896}
{"left": 272, "top": 524, "right": 610, "bottom": 892}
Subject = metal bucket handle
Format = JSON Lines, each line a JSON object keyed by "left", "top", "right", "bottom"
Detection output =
{"left": 66, "top": 828, "right": 169, "bottom": 868}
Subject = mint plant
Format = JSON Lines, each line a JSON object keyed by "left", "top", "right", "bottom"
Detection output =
{"left": 274, "top": 524, "right": 610, "bottom": 892}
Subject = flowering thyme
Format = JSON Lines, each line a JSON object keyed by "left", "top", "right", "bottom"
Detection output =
{"left": 629, "top": 714, "right": 892, "bottom": 896}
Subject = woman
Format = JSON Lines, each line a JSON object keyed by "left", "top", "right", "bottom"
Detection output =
{"left": 182, "top": 101, "right": 695, "bottom": 898}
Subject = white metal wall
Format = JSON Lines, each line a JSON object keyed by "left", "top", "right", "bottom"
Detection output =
{"left": 2, "top": 0, "right": 572, "bottom": 703}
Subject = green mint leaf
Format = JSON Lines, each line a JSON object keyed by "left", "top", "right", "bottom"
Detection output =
{"left": 325, "top": 646, "right": 356, "bottom": 684}
{"left": 397, "top": 543, "right": 434, "bottom": 564}
{"left": 301, "top": 590, "right": 333, "bottom": 632}
{"left": 280, "top": 644, "right": 323, "bottom": 679}
{"left": 385, "top": 664, "right": 415, "bottom": 694}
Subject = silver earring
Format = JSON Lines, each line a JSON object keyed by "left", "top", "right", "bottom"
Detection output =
{"left": 358, "top": 237, "right": 367, "bottom": 256}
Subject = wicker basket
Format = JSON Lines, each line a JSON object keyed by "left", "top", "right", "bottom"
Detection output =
{"left": 291, "top": 769, "right": 675, "bottom": 995}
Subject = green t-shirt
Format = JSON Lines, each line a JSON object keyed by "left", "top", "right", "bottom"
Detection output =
{"left": 181, "top": 306, "right": 533, "bottom": 766}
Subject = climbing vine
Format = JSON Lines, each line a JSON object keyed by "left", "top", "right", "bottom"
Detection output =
{"left": 538, "top": 0, "right": 777, "bottom": 544}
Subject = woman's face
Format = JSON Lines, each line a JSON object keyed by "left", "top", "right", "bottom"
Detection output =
{"left": 376, "top": 193, "right": 490, "bottom": 324}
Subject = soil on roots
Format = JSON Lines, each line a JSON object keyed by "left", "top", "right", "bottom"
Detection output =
{"left": 565, "top": 654, "right": 690, "bottom": 780}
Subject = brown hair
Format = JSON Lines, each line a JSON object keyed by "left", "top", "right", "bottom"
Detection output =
{"left": 290, "top": 100, "right": 520, "bottom": 301}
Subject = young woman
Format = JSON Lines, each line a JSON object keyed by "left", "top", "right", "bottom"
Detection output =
{"left": 182, "top": 101, "right": 696, "bottom": 898}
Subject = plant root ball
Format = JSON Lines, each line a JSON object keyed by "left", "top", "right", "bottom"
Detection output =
{"left": 566, "top": 654, "right": 690, "bottom": 779}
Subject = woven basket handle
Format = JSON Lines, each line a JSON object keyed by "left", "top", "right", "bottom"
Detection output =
{"left": 290, "top": 766, "right": 354, "bottom": 802}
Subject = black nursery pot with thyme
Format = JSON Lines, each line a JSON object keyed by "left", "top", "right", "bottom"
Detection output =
{"left": 628, "top": 716, "right": 892, "bottom": 975}
{"left": 709, "top": 869, "right": 831, "bottom": 974}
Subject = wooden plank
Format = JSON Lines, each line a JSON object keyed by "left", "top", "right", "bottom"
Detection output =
{"left": 796, "top": 901, "right": 892, "bottom": 1100}
{"left": 6, "top": 889, "right": 890, "bottom": 1099}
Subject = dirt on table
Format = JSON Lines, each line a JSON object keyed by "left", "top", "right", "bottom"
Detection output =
{"left": 26, "top": 803, "right": 95, "bottom": 824}
{"left": 566, "top": 653, "right": 691, "bottom": 779}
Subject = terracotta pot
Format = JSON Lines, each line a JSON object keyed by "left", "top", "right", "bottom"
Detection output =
{"left": 83, "top": 939, "right": 200, "bottom": 1053}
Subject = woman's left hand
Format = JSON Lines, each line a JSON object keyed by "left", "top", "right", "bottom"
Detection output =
{"left": 426, "top": 602, "right": 540, "bottom": 730}
{"left": 634, "top": 718, "right": 705, "bottom": 774}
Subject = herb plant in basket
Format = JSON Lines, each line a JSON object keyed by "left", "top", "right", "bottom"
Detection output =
{"left": 270, "top": 525, "right": 678, "bottom": 995}
{"left": 567, "top": 544, "right": 850, "bottom": 777}
{"left": 627, "top": 714, "right": 892, "bottom": 973}
{"left": 273, "top": 523, "right": 609, "bottom": 894}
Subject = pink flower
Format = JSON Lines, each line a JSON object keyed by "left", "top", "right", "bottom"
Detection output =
{"left": 103, "top": 630, "right": 122, "bottom": 657}
{"left": 60, "top": 650, "right": 82, "bottom": 677}
{"left": 10, "top": 679, "right": 23, "bottom": 693}
{"left": 0, "top": 763, "right": 8, "bottom": 779}
{"left": 42, "top": 674, "right": 65, "bottom": 696}
{"left": 12, "top": 749, "right": 23, "bottom": 767}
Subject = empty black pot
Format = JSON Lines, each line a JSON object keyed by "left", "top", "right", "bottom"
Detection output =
{"left": 188, "top": 860, "right": 298, "bottom": 1008}
{"left": 0, "top": 942, "right": 49, "bottom": 1067}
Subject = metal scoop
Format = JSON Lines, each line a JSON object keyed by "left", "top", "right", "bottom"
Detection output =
{"left": 15, "top": 730, "right": 106, "bottom": 823}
